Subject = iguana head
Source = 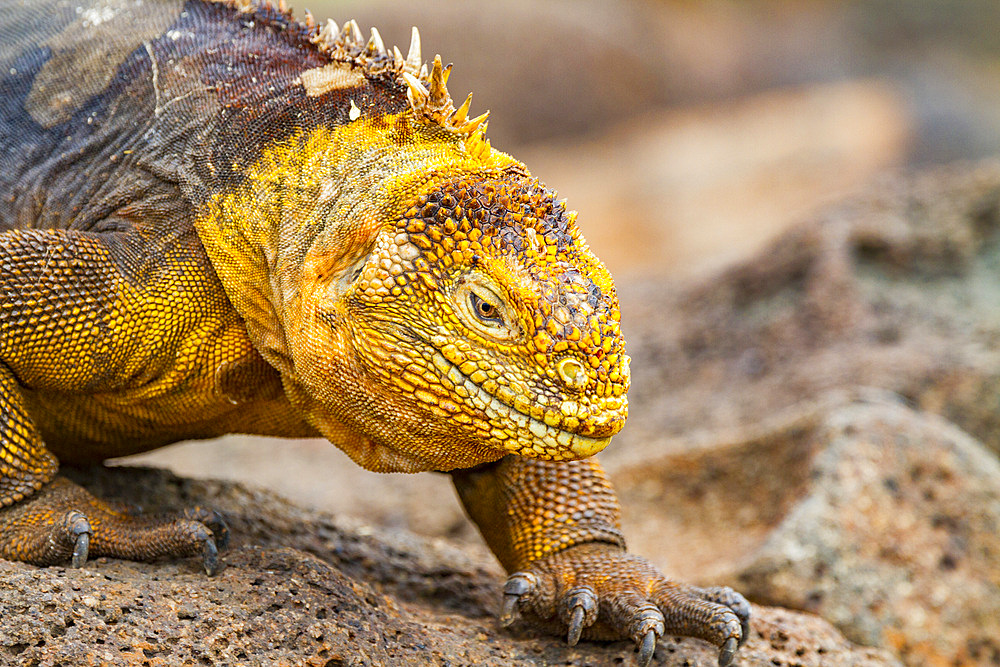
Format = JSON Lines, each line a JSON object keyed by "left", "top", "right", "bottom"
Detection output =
{"left": 285, "top": 156, "right": 629, "bottom": 473}
{"left": 332, "top": 171, "right": 629, "bottom": 467}
{"left": 195, "top": 18, "right": 629, "bottom": 472}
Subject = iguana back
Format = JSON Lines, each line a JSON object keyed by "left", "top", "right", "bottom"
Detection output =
{"left": 0, "top": 0, "right": 339, "bottom": 460}
{"left": 1, "top": 0, "right": 345, "bottom": 234}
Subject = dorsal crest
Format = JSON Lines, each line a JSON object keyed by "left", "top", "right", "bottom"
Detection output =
{"left": 215, "top": 0, "right": 489, "bottom": 148}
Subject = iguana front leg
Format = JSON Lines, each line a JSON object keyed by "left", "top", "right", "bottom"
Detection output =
{"left": 0, "top": 228, "right": 227, "bottom": 573}
{"left": 452, "top": 456, "right": 750, "bottom": 666}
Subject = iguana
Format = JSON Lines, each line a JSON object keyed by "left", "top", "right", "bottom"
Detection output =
{"left": 0, "top": 1, "right": 750, "bottom": 663}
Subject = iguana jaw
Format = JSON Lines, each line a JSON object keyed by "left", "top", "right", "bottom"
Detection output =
{"left": 430, "top": 350, "right": 617, "bottom": 459}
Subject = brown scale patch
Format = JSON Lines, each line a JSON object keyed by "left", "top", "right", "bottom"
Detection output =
{"left": 25, "top": 0, "right": 185, "bottom": 128}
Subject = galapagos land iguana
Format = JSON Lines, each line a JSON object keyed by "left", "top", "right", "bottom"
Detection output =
{"left": 0, "top": 1, "right": 750, "bottom": 663}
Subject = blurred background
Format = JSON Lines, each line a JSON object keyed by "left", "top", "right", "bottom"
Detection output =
{"left": 126, "top": 0, "right": 1000, "bottom": 542}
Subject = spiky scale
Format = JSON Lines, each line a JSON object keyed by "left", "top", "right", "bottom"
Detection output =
{"left": 406, "top": 26, "right": 422, "bottom": 73}
{"left": 347, "top": 19, "right": 363, "bottom": 45}
{"left": 453, "top": 92, "right": 473, "bottom": 124}
{"left": 315, "top": 18, "right": 337, "bottom": 45}
{"left": 367, "top": 27, "right": 386, "bottom": 56}
{"left": 429, "top": 56, "right": 448, "bottom": 105}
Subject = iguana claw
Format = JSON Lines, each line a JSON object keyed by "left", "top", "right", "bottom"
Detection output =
{"left": 68, "top": 511, "right": 92, "bottom": 568}
{"left": 499, "top": 572, "right": 537, "bottom": 626}
{"left": 202, "top": 537, "right": 220, "bottom": 576}
{"left": 719, "top": 637, "right": 739, "bottom": 667}
{"left": 567, "top": 605, "right": 586, "bottom": 646}
{"left": 563, "top": 586, "right": 597, "bottom": 646}
{"left": 637, "top": 629, "right": 657, "bottom": 667}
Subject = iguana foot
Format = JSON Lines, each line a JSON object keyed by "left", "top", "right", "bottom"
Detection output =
{"left": 499, "top": 544, "right": 750, "bottom": 667}
{"left": 0, "top": 477, "right": 228, "bottom": 575}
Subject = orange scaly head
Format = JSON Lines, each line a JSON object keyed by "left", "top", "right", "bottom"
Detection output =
{"left": 341, "top": 173, "right": 630, "bottom": 466}
{"left": 194, "top": 16, "right": 629, "bottom": 472}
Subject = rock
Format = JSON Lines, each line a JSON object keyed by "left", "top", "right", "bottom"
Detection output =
{"left": 614, "top": 393, "right": 1000, "bottom": 666}
{"left": 616, "top": 159, "right": 1000, "bottom": 461}
{"left": 0, "top": 466, "right": 898, "bottom": 667}
{"left": 600, "top": 162, "right": 1000, "bottom": 665}
{"left": 740, "top": 398, "right": 1000, "bottom": 665}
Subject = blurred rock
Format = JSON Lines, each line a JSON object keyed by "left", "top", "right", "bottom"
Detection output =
{"left": 0, "top": 466, "right": 901, "bottom": 667}
{"left": 310, "top": 0, "right": 1000, "bottom": 166}
{"left": 127, "top": 436, "right": 473, "bottom": 541}
{"left": 617, "top": 160, "right": 1000, "bottom": 459}
{"left": 599, "top": 160, "right": 1000, "bottom": 665}
{"left": 328, "top": 0, "right": 668, "bottom": 147}
{"left": 521, "top": 79, "right": 912, "bottom": 279}
{"left": 614, "top": 393, "right": 1000, "bottom": 666}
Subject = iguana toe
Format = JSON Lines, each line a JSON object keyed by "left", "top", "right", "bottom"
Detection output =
{"left": 697, "top": 585, "right": 752, "bottom": 648}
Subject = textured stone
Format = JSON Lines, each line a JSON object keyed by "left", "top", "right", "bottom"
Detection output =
{"left": 0, "top": 466, "right": 898, "bottom": 667}
{"left": 738, "top": 399, "right": 1000, "bottom": 666}
{"left": 616, "top": 160, "right": 1000, "bottom": 462}
{"left": 613, "top": 393, "right": 1000, "bottom": 667}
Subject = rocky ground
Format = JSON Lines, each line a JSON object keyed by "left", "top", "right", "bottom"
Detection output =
{"left": 0, "top": 466, "right": 898, "bottom": 667}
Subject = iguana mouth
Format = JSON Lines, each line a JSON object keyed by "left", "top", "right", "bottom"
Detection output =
{"left": 430, "top": 352, "right": 613, "bottom": 459}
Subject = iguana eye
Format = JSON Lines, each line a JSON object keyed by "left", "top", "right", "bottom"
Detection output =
{"left": 454, "top": 278, "right": 519, "bottom": 342}
{"left": 470, "top": 291, "right": 502, "bottom": 325}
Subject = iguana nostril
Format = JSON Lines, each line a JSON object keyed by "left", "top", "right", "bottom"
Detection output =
{"left": 556, "top": 358, "right": 587, "bottom": 391}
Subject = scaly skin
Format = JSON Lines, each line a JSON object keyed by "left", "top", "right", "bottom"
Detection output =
{"left": 0, "top": 1, "right": 749, "bottom": 663}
